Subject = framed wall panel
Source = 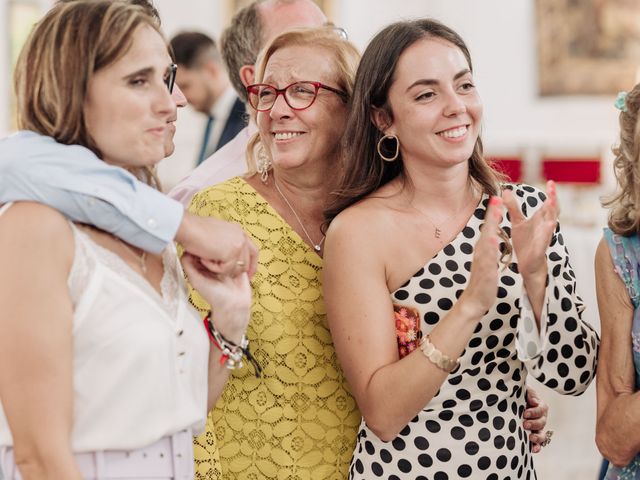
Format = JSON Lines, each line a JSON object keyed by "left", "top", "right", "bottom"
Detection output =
{"left": 536, "top": 0, "right": 640, "bottom": 95}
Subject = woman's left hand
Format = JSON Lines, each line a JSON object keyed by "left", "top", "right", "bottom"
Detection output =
{"left": 502, "top": 180, "right": 559, "bottom": 284}
{"left": 523, "top": 385, "right": 550, "bottom": 454}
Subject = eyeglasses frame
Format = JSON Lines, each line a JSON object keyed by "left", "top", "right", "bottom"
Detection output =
{"left": 165, "top": 63, "right": 177, "bottom": 94}
{"left": 246, "top": 81, "right": 348, "bottom": 112}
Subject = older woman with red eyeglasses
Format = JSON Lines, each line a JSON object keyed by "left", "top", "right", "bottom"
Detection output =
{"left": 186, "top": 27, "right": 361, "bottom": 479}
{"left": 186, "top": 25, "right": 552, "bottom": 480}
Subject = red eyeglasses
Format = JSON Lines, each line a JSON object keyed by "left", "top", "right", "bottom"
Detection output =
{"left": 246, "top": 81, "right": 348, "bottom": 112}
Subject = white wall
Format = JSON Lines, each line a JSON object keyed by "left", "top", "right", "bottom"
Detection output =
{"left": 155, "top": 0, "right": 221, "bottom": 38}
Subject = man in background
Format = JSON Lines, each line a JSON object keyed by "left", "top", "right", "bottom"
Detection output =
{"left": 170, "top": 31, "right": 246, "bottom": 163}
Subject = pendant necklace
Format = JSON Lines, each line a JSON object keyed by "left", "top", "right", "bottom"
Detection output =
{"left": 85, "top": 224, "right": 148, "bottom": 273}
{"left": 273, "top": 179, "right": 325, "bottom": 252}
{"left": 112, "top": 235, "right": 148, "bottom": 273}
{"left": 412, "top": 190, "right": 475, "bottom": 245}
{"left": 417, "top": 212, "right": 445, "bottom": 245}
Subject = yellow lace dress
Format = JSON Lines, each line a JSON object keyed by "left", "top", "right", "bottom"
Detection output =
{"left": 187, "top": 177, "right": 361, "bottom": 480}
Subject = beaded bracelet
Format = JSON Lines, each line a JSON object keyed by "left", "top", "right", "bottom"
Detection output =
{"left": 203, "top": 314, "right": 262, "bottom": 377}
{"left": 419, "top": 334, "right": 459, "bottom": 373}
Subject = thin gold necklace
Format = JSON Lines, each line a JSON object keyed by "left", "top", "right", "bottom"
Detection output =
{"left": 115, "top": 237, "right": 148, "bottom": 274}
{"left": 84, "top": 224, "right": 148, "bottom": 273}
{"left": 273, "top": 179, "right": 325, "bottom": 252}
{"left": 412, "top": 190, "right": 476, "bottom": 245}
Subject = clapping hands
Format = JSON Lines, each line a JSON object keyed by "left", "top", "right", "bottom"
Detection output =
{"left": 502, "top": 180, "right": 559, "bottom": 284}
{"left": 459, "top": 196, "right": 503, "bottom": 317}
{"left": 451, "top": 182, "right": 560, "bottom": 321}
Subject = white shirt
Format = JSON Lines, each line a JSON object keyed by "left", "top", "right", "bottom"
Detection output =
{"left": 0, "top": 212, "right": 209, "bottom": 452}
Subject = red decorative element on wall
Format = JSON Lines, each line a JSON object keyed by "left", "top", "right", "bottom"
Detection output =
{"left": 541, "top": 157, "right": 601, "bottom": 184}
{"left": 490, "top": 157, "right": 523, "bottom": 183}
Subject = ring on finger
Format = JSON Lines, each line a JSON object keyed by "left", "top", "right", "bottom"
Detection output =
{"left": 540, "top": 429, "right": 553, "bottom": 448}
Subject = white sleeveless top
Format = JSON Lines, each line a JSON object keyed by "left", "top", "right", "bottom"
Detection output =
{"left": 0, "top": 203, "right": 209, "bottom": 452}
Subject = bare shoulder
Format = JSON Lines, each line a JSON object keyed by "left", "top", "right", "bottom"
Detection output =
{"left": 327, "top": 196, "right": 394, "bottom": 241}
{"left": 594, "top": 236, "right": 612, "bottom": 271}
{"left": 0, "top": 202, "right": 74, "bottom": 265}
{"left": 0, "top": 201, "right": 72, "bottom": 234}
{"left": 326, "top": 192, "right": 405, "bottom": 273}
{"left": 595, "top": 234, "right": 633, "bottom": 314}
{"left": 594, "top": 235, "right": 620, "bottom": 284}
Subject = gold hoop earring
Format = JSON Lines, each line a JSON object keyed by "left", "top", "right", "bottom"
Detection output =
{"left": 377, "top": 134, "right": 400, "bottom": 162}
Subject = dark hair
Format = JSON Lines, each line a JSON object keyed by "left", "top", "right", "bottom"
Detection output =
{"left": 170, "top": 31, "right": 221, "bottom": 69}
{"left": 603, "top": 85, "right": 640, "bottom": 235}
{"left": 220, "top": 1, "right": 264, "bottom": 102}
{"left": 324, "top": 18, "right": 505, "bottom": 225}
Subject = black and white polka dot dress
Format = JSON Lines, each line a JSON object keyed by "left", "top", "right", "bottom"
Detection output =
{"left": 349, "top": 184, "right": 599, "bottom": 480}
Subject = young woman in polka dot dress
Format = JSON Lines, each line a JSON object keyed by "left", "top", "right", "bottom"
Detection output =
{"left": 323, "top": 19, "right": 599, "bottom": 480}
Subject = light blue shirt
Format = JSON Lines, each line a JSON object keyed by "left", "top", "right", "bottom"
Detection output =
{"left": 0, "top": 131, "right": 183, "bottom": 253}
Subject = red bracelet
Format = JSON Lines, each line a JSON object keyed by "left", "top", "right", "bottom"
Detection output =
{"left": 203, "top": 316, "right": 230, "bottom": 365}
{"left": 203, "top": 314, "right": 262, "bottom": 377}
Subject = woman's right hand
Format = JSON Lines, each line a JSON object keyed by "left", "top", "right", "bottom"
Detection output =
{"left": 458, "top": 196, "right": 503, "bottom": 318}
{"left": 181, "top": 253, "right": 252, "bottom": 343}
{"left": 178, "top": 213, "right": 259, "bottom": 278}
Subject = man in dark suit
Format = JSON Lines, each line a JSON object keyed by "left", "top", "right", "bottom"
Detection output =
{"left": 170, "top": 31, "right": 247, "bottom": 165}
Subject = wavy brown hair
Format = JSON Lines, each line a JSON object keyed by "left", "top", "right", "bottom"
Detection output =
{"left": 15, "top": 0, "right": 163, "bottom": 187}
{"left": 604, "top": 85, "right": 640, "bottom": 236}
{"left": 324, "top": 19, "right": 506, "bottom": 226}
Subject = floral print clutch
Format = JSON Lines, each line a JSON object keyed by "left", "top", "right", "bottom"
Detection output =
{"left": 394, "top": 304, "right": 423, "bottom": 358}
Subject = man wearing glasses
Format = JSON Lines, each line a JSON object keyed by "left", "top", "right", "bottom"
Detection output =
{"left": 0, "top": 0, "right": 333, "bottom": 267}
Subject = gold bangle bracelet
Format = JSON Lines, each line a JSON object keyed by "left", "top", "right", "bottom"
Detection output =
{"left": 419, "top": 334, "right": 459, "bottom": 373}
